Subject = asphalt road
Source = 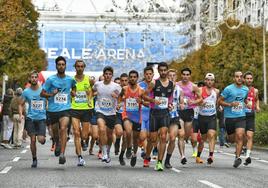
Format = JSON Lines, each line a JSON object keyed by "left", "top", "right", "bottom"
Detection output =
{"left": 1, "top": 137, "right": 268, "bottom": 188}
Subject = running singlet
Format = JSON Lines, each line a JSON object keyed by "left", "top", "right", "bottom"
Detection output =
{"left": 170, "top": 85, "right": 181, "bottom": 118}
{"left": 199, "top": 87, "right": 217, "bottom": 116}
{"left": 179, "top": 81, "right": 196, "bottom": 110}
{"left": 71, "top": 75, "right": 91, "bottom": 110}
{"left": 151, "top": 79, "right": 173, "bottom": 110}
{"left": 221, "top": 84, "right": 249, "bottom": 118}
{"left": 93, "top": 81, "right": 122, "bottom": 116}
{"left": 245, "top": 87, "right": 256, "bottom": 113}
{"left": 22, "top": 87, "right": 46, "bottom": 120}
{"left": 122, "top": 86, "right": 143, "bottom": 123}
{"left": 43, "top": 74, "right": 76, "bottom": 112}
{"left": 139, "top": 81, "right": 150, "bottom": 121}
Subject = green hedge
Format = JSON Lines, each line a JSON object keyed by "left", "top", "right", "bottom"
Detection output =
{"left": 254, "top": 104, "right": 268, "bottom": 145}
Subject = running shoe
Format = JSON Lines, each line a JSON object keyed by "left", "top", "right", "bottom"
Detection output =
{"left": 130, "top": 156, "right": 137, "bottom": 167}
{"left": 207, "top": 156, "right": 214, "bottom": 165}
{"left": 143, "top": 158, "right": 150, "bottom": 167}
{"left": 77, "top": 157, "right": 85, "bottom": 166}
{"left": 244, "top": 157, "right": 251, "bottom": 166}
{"left": 31, "top": 159, "right": 37, "bottom": 168}
{"left": 119, "top": 156, "right": 126, "bottom": 166}
{"left": 196, "top": 157, "right": 204, "bottom": 164}
{"left": 152, "top": 147, "right": 158, "bottom": 159}
{"left": 164, "top": 161, "right": 172, "bottom": 169}
{"left": 102, "top": 154, "right": 111, "bottom": 163}
{"left": 233, "top": 157, "right": 242, "bottom": 168}
{"left": 59, "top": 154, "right": 66, "bottom": 165}
{"left": 81, "top": 141, "right": 88, "bottom": 152}
{"left": 192, "top": 151, "right": 197, "bottom": 157}
{"left": 181, "top": 157, "right": 187, "bottom": 165}
{"left": 54, "top": 143, "right": 61, "bottom": 157}
{"left": 154, "top": 161, "right": 164, "bottom": 171}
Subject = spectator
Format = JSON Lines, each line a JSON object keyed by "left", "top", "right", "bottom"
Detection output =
{"left": 0, "top": 88, "right": 14, "bottom": 149}
{"left": 10, "top": 87, "right": 25, "bottom": 148}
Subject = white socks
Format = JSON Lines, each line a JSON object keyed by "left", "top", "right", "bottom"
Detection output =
{"left": 246, "top": 149, "right": 251, "bottom": 158}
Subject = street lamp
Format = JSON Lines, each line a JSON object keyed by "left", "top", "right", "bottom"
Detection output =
{"left": 262, "top": 1, "right": 267, "bottom": 104}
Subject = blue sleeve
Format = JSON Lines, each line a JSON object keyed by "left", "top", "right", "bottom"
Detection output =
{"left": 43, "top": 78, "right": 52, "bottom": 92}
{"left": 221, "top": 87, "right": 230, "bottom": 99}
{"left": 22, "top": 90, "right": 27, "bottom": 101}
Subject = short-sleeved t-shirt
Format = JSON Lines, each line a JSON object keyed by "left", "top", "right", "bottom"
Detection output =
{"left": 221, "top": 84, "right": 249, "bottom": 118}
{"left": 22, "top": 87, "right": 46, "bottom": 120}
{"left": 93, "top": 81, "right": 122, "bottom": 116}
{"left": 43, "top": 74, "right": 76, "bottom": 112}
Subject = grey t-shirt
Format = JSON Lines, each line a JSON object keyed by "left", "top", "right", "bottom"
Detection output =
{"left": 93, "top": 81, "right": 122, "bottom": 116}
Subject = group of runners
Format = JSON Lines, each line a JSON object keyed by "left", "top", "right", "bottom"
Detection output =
{"left": 20, "top": 56, "right": 259, "bottom": 170}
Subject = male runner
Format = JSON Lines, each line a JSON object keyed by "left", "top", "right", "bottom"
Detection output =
{"left": 121, "top": 70, "right": 145, "bottom": 167}
{"left": 41, "top": 56, "right": 76, "bottom": 164}
{"left": 21, "top": 71, "right": 46, "bottom": 168}
{"left": 243, "top": 71, "right": 260, "bottom": 165}
{"left": 196, "top": 73, "right": 219, "bottom": 164}
{"left": 178, "top": 68, "right": 202, "bottom": 159}
{"left": 93, "top": 66, "right": 123, "bottom": 163}
{"left": 144, "top": 62, "right": 174, "bottom": 171}
{"left": 218, "top": 71, "right": 249, "bottom": 168}
{"left": 139, "top": 66, "right": 154, "bottom": 162}
{"left": 164, "top": 69, "right": 184, "bottom": 168}
{"left": 117, "top": 73, "right": 130, "bottom": 165}
{"left": 71, "top": 59, "right": 92, "bottom": 166}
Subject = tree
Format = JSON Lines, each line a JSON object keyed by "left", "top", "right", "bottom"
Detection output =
{"left": 170, "top": 24, "right": 268, "bottom": 98}
{"left": 0, "top": 0, "right": 46, "bottom": 87}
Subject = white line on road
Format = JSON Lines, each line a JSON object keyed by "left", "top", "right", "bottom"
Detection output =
{"left": 257, "top": 159, "right": 268, "bottom": 164}
{"left": 12, "top": 157, "right": 20, "bottom": 162}
{"left": 26, "top": 145, "right": 30, "bottom": 149}
{"left": 0, "top": 166, "right": 12, "bottom": 174}
{"left": 21, "top": 149, "right": 27, "bottom": 154}
{"left": 199, "top": 180, "right": 223, "bottom": 188}
{"left": 171, "top": 168, "right": 181, "bottom": 173}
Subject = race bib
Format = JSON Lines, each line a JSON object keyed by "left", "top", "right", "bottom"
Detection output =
{"left": 200, "top": 101, "right": 216, "bottom": 114}
{"left": 31, "top": 100, "right": 44, "bottom": 111}
{"left": 231, "top": 102, "right": 243, "bottom": 113}
{"left": 155, "top": 96, "right": 168, "bottom": 109}
{"left": 54, "top": 93, "right": 68, "bottom": 104}
{"left": 194, "top": 107, "right": 199, "bottom": 119}
{"left": 75, "top": 91, "right": 87, "bottom": 103}
{"left": 99, "top": 98, "right": 113, "bottom": 111}
{"left": 183, "top": 97, "right": 189, "bottom": 109}
{"left": 126, "top": 98, "right": 139, "bottom": 112}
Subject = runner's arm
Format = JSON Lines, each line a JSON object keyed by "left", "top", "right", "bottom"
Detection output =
{"left": 255, "top": 88, "right": 260, "bottom": 112}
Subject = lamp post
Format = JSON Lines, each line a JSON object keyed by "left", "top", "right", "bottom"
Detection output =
{"left": 263, "top": 1, "right": 267, "bottom": 104}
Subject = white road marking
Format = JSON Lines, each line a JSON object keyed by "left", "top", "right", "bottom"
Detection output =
{"left": 0, "top": 166, "right": 12, "bottom": 174}
{"left": 12, "top": 157, "right": 20, "bottom": 162}
{"left": 257, "top": 159, "right": 268, "bottom": 164}
{"left": 199, "top": 180, "right": 223, "bottom": 188}
{"left": 21, "top": 149, "right": 27, "bottom": 154}
{"left": 171, "top": 167, "right": 181, "bottom": 173}
{"left": 26, "top": 145, "right": 30, "bottom": 149}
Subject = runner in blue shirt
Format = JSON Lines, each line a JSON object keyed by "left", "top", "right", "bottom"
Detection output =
{"left": 41, "top": 56, "right": 76, "bottom": 165}
{"left": 20, "top": 71, "right": 47, "bottom": 168}
{"left": 218, "top": 71, "right": 249, "bottom": 168}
